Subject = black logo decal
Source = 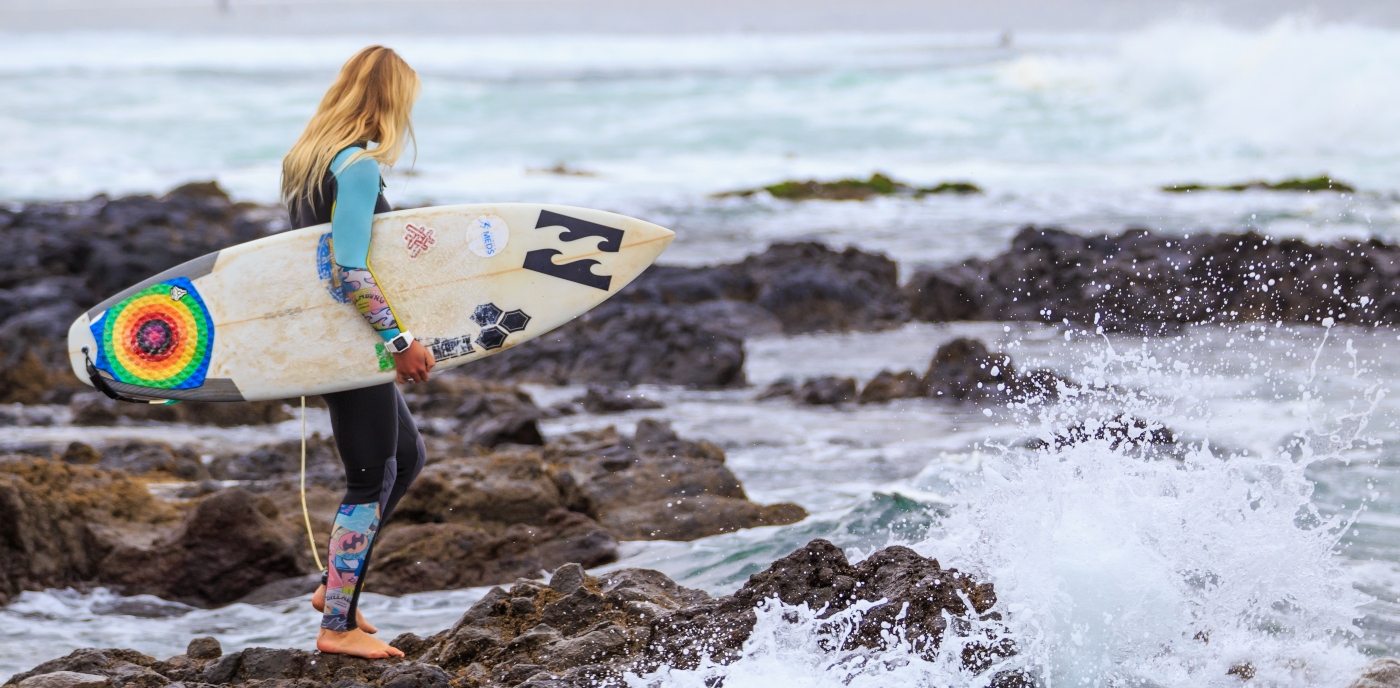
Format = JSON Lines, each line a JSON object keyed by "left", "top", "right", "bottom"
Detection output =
{"left": 522, "top": 210, "right": 625, "bottom": 291}
{"left": 471, "top": 303, "right": 532, "bottom": 351}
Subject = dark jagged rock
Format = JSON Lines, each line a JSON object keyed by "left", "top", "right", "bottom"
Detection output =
{"left": 596, "top": 239, "right": 911, "bottom": 336}
{"left": 739, "top": 242, "right": 908, "bottom": 334}
{"left": 369, "top": 510, "right": 619, "bottom": 596}
{"left": 906, "top": 226, "right": 1400, "bottom": 334}
{"left": 9, "top": 540, "right": 1012, "bottom": 687}
{"left": 393, "top": 448, "right": 572, "bottom": 529}
{"left": 858, "top": 369, "right": 925, "bottom": 403}
{"left": 401, "top": 375, "right": 544, "bottom": 447}
{"left": 0, "top": 457, "right": 179, "bottom": 605}
{"left": 575, "top": 386, "right": 664, "bottom": 414}
{"left": 69, "top": 393, "right": 292, "bottom": 428}
{"left": 757, "top": 376, "right": 857, "bottom": 405}
{"left": 717, "top": 173, "right": 982, "bottom": 201}
{"left": 768, "top": 338, "right": 1070, "bottom": 407}
{"left": 1351, "top": 659, "right": 1400, "bottom": 688}
{"left": 97, "top": 488, "right": 310, "bottom": 607}
{"left": 542, "top": 420, "right": 807, "bottom": 541}
{"left": 208, "top": 432, "right": 343, "bottom": 487}
{"left": 83, "top": 440, "right": 210, "bottom": 481}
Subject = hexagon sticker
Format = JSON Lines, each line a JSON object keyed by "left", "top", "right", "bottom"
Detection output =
{"left": 472, "top": 303, "right": 503, "bottom": 327}
{"left": 477, "top": 326, "right": 508, "bottom": 350}
{"left": 500, "top": 309, "right": 531, "bottom": 333}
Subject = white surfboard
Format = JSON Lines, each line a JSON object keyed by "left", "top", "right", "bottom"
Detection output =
{"left": 66, "top": 204, "right": 675, "bottom": 402}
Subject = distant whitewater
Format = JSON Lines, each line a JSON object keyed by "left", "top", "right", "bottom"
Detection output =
{"left": 3, "top": 18, "right": 1400, "bottom": 266}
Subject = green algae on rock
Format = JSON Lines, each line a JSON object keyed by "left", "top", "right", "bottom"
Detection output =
{"left": 1162, "top": 175, "right": 1355, "bottom": 193}
{"left": 718, "top": 173, "right": 982, "bottom": 201}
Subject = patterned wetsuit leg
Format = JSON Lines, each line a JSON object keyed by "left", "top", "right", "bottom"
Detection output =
{"left": 319, "top": 382, "right": 426, "bottom": 631}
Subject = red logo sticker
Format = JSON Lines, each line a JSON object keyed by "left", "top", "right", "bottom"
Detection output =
{"left": 404, "top": 223, "right": 436, "bottom": 259}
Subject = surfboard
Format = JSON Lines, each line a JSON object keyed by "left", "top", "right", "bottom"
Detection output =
{"left": 66, "top": 204, "right": 675, "bottom": 402}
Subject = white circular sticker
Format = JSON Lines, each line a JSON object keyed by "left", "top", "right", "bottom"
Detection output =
{"left": 467, "top": 214, "right": 510, "bottom": 258}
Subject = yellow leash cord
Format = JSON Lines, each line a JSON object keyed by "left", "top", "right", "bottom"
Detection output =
{"left": 299, "top": 396, "right": 325, "bottom": 571}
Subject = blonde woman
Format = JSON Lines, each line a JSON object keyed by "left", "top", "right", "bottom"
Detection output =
{"left": 282, "top": 46, "right": 434, "bottom": 659}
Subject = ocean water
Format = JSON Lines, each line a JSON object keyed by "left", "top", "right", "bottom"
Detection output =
{"left": 4, "top": 17, "right": 1400, "bottom": 687}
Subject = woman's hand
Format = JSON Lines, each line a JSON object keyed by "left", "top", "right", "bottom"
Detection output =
{"left": 392, "top": 340, "right": 435, "bottom": 384}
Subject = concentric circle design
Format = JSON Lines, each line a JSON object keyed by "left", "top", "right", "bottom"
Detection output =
{"left": 90, "top": 277, "right": 214, "bottom": 390}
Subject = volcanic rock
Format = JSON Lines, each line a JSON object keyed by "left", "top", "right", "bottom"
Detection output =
{"left": 757, "top": 376, "right": 857, "bottom": 405}
{"left": 15, "top": 671, "right": 109, "bottom": 688}
{"left": 542, "top": 420, "right": 807, "bottom": 540}
{"left": 770, "top": 338, "right": 1070, "bottom": 407}
{"left": 858, "top": 369, "right": 925, "bottom": 403}
{"left": 574, "top": 385, "right": 664, "bottom": 414}
{"left": 0, "top": 457, "right": 178, "bottom": 605}
{"left": 369, "top": 510, "right": 619, "bottom": 596}
{"left": 7, "top": 539, "right": 1013, "bottom": 688}
{"left": 70, "top": 394, "right": 292, "bottom": 427}
{"left": 1351, "top": 659, "right": 1400, "bottom": 688}
{"left": 400, "top": 375, "right": 544, "bottom": 447}
{"left": 392, "top": 448, "right": 571, "bottom": 528}
{"left": 905, "top": 226, "right": 1400, "bottom": 333}
{"left": 96, "top": 488, "right": 310, "bottom": 607}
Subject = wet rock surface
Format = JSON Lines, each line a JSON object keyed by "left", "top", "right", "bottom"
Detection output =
{"left": 401, "top": 375, "right": 544, "bottom": 448}
{"left": 0, "top": 457, "right": 179, "bottom": 605}
{"left": 767, "top": 337, "right": 1072, "bottom": 407}
{"left": 69, "top": 394, "right": 292, "bottom": 428}
{"left": 96, "top": 488, "right": 311, "bottom": 607}
{"left": 0, "top": 404, "right": 802, "bottom": 605}
{"left": 572, "top": 386, "right": 664, "bottom": 415}
{"left": 6, "top": 540, "right": 1012, "bottom": 688}
{"left": 541, "top": 419, "right": 807, "bottom": 541}
{"left": 905, "top": 225, "right": 1400, "bottom": 334}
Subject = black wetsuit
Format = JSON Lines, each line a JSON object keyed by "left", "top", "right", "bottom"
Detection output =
{"left": 289, "top": 154, "right": 426, "bottom": 632}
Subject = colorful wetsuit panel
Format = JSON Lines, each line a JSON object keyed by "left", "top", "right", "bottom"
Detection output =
{"left": 338, "top": 264, "right": 402, "bottom": 338}
{"left": 322, "top": 502, "right": 381, "bottom": 631}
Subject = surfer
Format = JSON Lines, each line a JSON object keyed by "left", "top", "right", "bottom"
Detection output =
{"left": 281, "top": 45, "right": 433, "bottom": 659}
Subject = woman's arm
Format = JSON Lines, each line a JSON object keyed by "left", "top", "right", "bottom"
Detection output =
{"left": 331, "top": 147, "right": 403, "bottom": 341}
{"left": 330, "top": 146, "right": 434, "bottom": 382}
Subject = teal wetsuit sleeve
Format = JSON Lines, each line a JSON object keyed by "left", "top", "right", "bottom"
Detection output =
{"left": 330, "top": 148, "right": 379, "bottom": 269}
{"left": 330, "top": 147, "right": 403, "bottom": 342}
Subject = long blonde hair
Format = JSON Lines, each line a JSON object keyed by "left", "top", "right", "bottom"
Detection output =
{"left": 281, "top": 46, "right": 420, "bottom": 207}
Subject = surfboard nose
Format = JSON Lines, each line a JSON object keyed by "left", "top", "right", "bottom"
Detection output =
{"left": 620, "top": 216, "right": 676, "bottom": 264}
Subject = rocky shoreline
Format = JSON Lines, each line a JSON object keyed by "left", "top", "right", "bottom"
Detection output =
{"left": 5, "top": 183, "right": 1399, "bottom": 394}
{"left": 4, "top": 539, "right": 1022, "bottom": 688}
{"left": 6, "top": 184, "right": 1400, "bottom": 686}
{"left": 0, "top": 379, "right": 808, "bottom": 606}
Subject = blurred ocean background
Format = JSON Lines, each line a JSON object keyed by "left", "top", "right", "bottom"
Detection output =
{"left": 5, "top": 4, "right": 1400, "bottom": 685}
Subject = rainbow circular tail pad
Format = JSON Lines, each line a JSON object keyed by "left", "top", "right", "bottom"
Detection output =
{"left": 89, "top": 277, "right": 215, "bottom": 390}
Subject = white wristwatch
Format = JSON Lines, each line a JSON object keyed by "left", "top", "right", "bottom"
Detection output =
{"left": 386, "top": 331, "right": 415, "bottom": 354}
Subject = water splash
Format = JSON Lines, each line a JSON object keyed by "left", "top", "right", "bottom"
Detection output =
{"left": 636, "top": 327, "right": 1381, "bottom": 686}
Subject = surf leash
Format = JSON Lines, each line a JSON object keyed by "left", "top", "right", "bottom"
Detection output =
{"left": 299, "top": 395, "right": 324, "bottom": 572}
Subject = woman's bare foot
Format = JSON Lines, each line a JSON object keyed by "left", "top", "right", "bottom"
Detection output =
{"left": 316, "top": 628, "right": 403, "bottom": 659}
{"left": 312, "top": 584, "right": 378, "bottom": 634}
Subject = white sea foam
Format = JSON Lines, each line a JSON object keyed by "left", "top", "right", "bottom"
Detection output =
{"left": 4, "top": 20, "right": 1400, "bottom": 264}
